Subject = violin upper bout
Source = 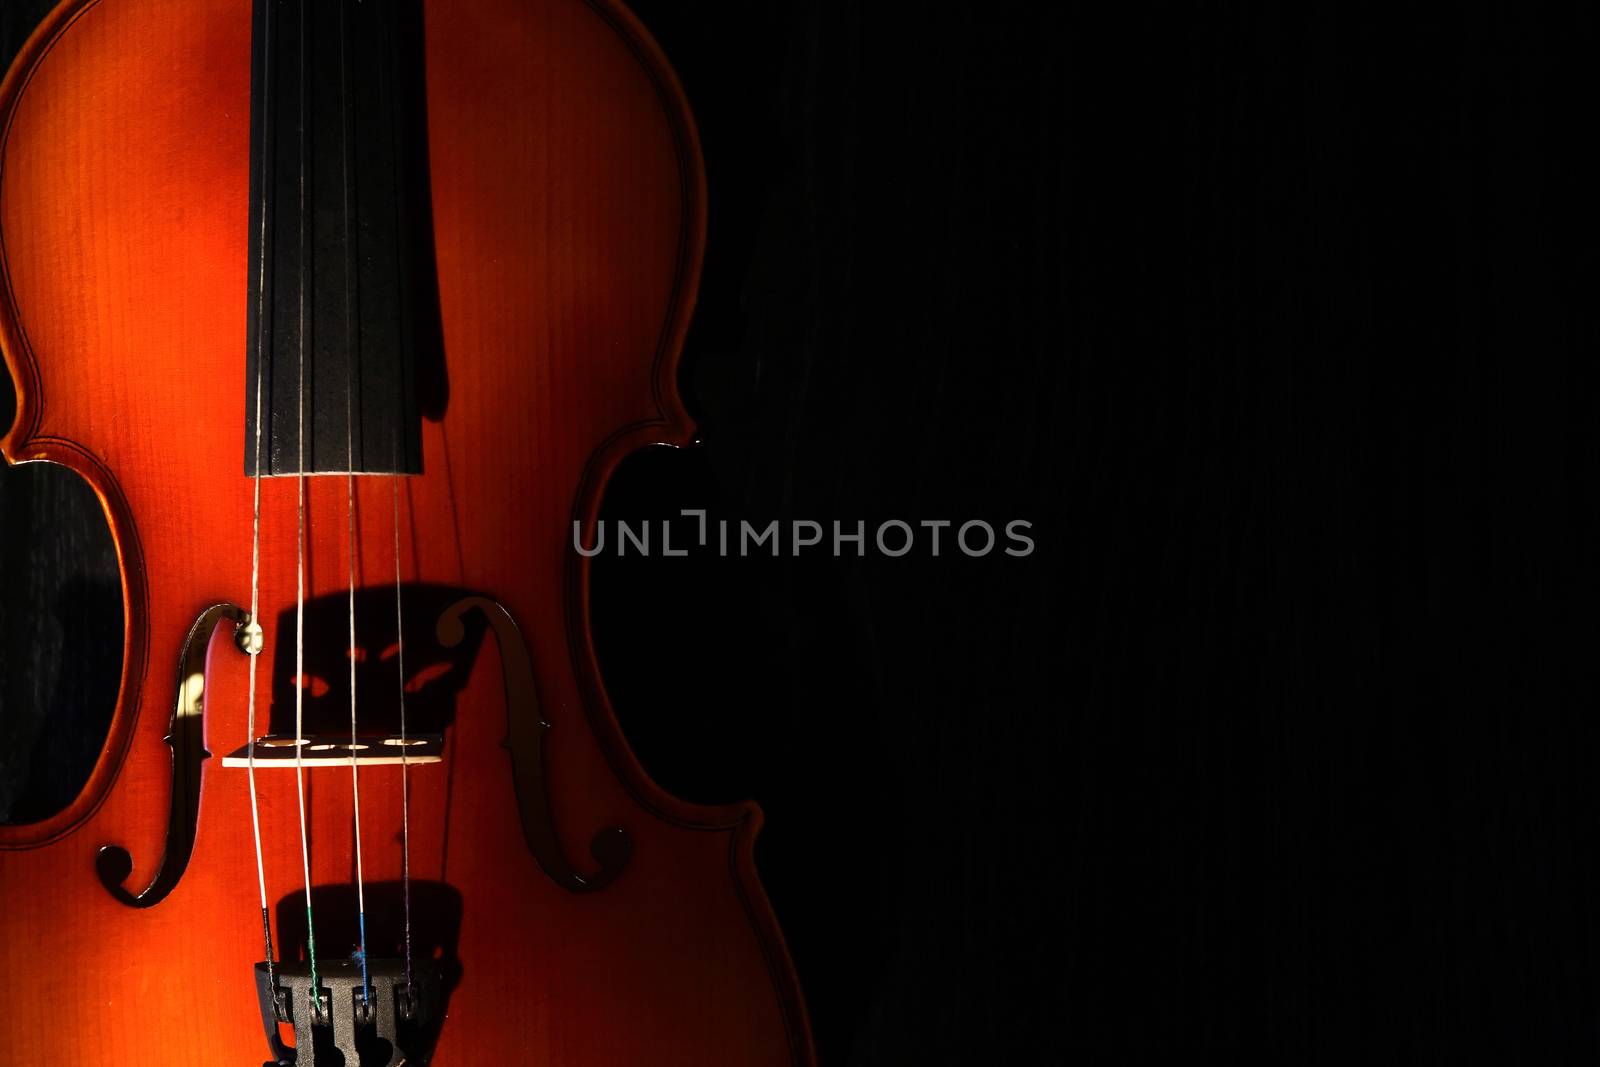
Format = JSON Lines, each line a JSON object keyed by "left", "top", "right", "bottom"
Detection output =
{"left": 0, "top": 0, "right": 252, "bottom": 461}
{"left": 0, "top": 0, "right": 249, "bottom": 848}
{"left": 421, "top": 0, "right": 703, "bottom": 455}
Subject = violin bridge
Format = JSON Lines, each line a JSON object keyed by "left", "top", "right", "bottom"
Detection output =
{"left": 221, "top": 735, "right": 443, "bottom": 768}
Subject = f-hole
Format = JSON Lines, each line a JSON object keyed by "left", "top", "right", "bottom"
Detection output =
{"left": 95, "top": 603, "right": 240, "bottom": 907}
{"left": 436, "top": 597, "right": 631, "bottom": 892}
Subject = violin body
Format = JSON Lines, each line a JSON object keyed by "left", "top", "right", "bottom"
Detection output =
{"left": 0, "top": 1, "right": 812, "bottom": 1063}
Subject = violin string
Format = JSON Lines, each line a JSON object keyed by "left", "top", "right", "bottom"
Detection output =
{"left": 392, "top": 473, "right": 414, "bottom": 996}
{"left": 337, "top": 0, "right": 372, "bottom": 1003}
{"left": 291, "top": 0, "right": 322, "bottom": 1012}
{"left": 244, "top": 0, "right": 277, "bottom": 996}
{"left": 376, "top": 0, "right": 415, "bottom": 997}
{"left": 293, "top": 423, "right": 319, "bottom": 1012}
{"left": 346, "top": 474, "right": 370, "bottom": 1001}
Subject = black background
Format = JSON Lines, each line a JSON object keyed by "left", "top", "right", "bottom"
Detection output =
{"left": 4, "top": 2, "right": 1600, "bottom": 1061}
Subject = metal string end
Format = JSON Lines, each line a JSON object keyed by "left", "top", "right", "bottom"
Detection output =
{"left": 236, "top": 616, "right": 265, "bottom": 656}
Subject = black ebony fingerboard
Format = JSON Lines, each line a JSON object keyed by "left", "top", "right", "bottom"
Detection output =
{"left": 243, "top": 0, "right": 431, "bottom": 476}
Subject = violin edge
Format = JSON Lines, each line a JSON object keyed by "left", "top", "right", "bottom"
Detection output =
{"left": 0, "top": 0, "right": 150, "bottom": 851}
{"left": 561, "top": 1, "right": 818, "bottom": 1061}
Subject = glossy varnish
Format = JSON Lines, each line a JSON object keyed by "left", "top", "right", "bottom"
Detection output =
{"left": 0, "top": 0, "right": 815, "bottom": 1062}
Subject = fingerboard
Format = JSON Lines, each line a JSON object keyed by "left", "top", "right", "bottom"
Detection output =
{"left": 243, "top": 0, "right": 433, "bottom": 476}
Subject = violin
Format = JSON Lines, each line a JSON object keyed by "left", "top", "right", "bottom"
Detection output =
{"left": 0, "top": 0, "right": 813, "bottom": 1063}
